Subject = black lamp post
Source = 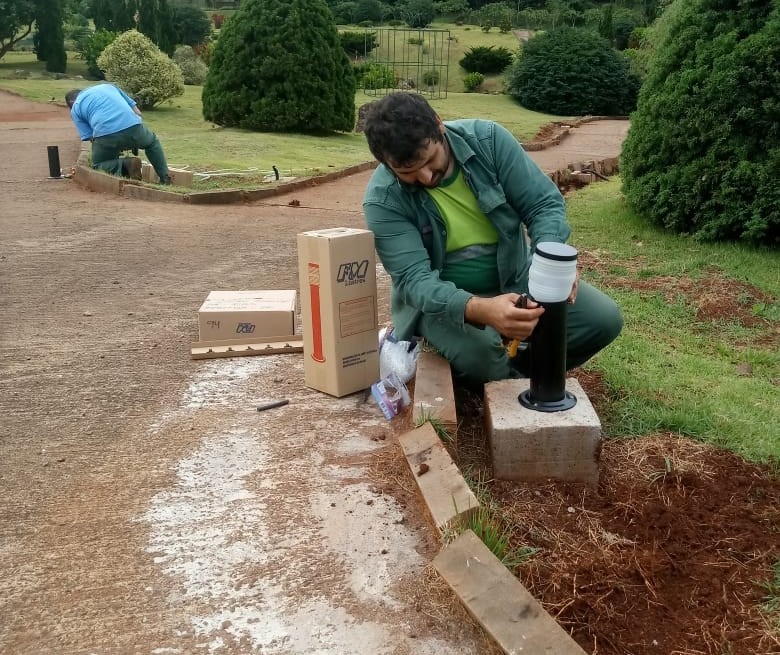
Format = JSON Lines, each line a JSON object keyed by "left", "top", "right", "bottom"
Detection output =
{"left": 518, "top": 242, "right": 578, "bottom": 413}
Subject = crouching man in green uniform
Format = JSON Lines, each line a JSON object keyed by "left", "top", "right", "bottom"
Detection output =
{"left": 362, "top": 92, "right": 622, "bottom": 386}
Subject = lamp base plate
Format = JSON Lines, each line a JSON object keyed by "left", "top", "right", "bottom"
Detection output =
{"left": 518, "top": 389, "right": 577, "bottom": 413}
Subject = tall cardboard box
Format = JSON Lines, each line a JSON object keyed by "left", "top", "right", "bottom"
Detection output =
{"left": 297, "top": 228, "right": 379, "bottom": 397}
{"left": 198, "top": 290, "right": 297, "bottom": 341}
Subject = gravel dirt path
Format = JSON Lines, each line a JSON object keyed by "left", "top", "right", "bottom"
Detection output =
{"left": 0, "top": 90, "right": 628, "bottom": 655}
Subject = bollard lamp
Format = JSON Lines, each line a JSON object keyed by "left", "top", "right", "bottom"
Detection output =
{"left": 519, "top": 242, "right": 578, "bottom": 412}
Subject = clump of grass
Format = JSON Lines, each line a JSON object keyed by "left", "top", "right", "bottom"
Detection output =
{"left": 448, "top": 474, "right": 539, "bottom": 572}
{"left": 414, "top": 409, "right": 453, "bottom": 444}
{"left": 463, "top": 504, "right": 539, "bottom": 570}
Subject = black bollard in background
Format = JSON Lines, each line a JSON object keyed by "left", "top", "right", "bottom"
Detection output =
{"left": 47, "top": 146, "right": 62, "bottom": 178}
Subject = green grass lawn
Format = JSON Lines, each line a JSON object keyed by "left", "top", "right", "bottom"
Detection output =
{"left": 568, "top": 179, "right": 779, "bottom": 465}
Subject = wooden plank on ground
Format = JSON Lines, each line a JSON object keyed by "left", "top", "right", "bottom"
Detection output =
{"left": 433, "top": 530, "right": 588, "bottom": 655}
{"left": 190, "top": 336, "right": 303, "bottom": 359}
{"left": 412, "top": 350, "right": 457, "bottom": 432}
{"left": 398, "top": 422, "right": 478, "bottom": 532}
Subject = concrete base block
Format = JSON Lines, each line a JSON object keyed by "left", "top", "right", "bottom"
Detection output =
{"left": 484, "top": 378, "right": 601, "bottom": 484}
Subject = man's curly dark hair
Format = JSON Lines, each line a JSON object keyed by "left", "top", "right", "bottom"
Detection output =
{"left": 364, "top": 93, "right": 444, "bottom": 168}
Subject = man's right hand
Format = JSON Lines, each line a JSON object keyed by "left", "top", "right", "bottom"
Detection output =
{"left": 465, "top": 293, "right": 544, "bottom": 340}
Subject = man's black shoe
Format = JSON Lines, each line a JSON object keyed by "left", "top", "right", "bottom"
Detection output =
{"left": 123, "top": 157, "right": 142, "bottom": 180}
{"left": 159, "top": 176, "right": 172, "bottom": 185}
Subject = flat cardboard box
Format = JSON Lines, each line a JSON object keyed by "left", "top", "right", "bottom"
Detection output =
{"left": 297, "top": 228, "right": 379, "bottom": 397}
{"left": 198, "top": 290, "right": 296, "bottom": 341}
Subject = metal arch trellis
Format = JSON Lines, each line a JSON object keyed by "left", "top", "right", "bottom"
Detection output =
{"left": 360, "top": 28, "right": 451, "bottom": 99}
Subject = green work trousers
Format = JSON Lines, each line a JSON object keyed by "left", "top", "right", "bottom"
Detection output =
{"left": 417, "top": 281, "right": 623, "bottom": 385}
{"left": 91, "top": 124, "right": 169, "bottom": 181}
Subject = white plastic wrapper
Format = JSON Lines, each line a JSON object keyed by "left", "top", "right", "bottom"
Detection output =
{"left": 378, "top": 327, "right": 420, "bottom": 384}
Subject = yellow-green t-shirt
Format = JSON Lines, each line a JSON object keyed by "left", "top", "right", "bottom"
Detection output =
{"left": 426, "top": 165, "right": 499, "bottom": 294}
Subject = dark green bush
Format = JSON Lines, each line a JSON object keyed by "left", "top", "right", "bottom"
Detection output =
{"left": 202, "top": 0, "right": 355, "bottom": 132}
{"left": 76, "top": 29, "right": 116, "bottom": 79}
{"left": 403, "top": 0, "right": 435, "bottom": 28}
{"left": 422, "top": 69, "right": 440, "bottom": 86}
{"left": 354, "top": 0, "right": 384, "bottom": 24}
{"left": 506, "top": 27, "right": 639, "bottom": 115}
{"left": 621, "top": 0, "right": 779, "bottom": 245}
{"left": 339, "top": 30, "right": 378, "bottom": 57}
{"left": 612, "top": 9, "right": 645, "bottom": 50}
{"left": 459, "top": 45, "right": 514, "bottom": 74}
{"left": 331, "top": 2, "right": 358, "bottom": 24}
{"left": 171, "top": 2, "right": 213, "bottom": 46}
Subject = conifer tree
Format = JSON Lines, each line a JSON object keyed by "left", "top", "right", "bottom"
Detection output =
{"left": 621, "top": 0, "right": 779, "bottom": 244}
{"left": 202, "top": 0, "right": 355, "bottom": 132}
{"left": 34, "top": 0, "right": 67, "bottom": 72}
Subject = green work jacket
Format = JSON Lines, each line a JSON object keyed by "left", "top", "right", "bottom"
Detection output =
{"left": 363, "top": 119, "right": 571, "bottom": 341}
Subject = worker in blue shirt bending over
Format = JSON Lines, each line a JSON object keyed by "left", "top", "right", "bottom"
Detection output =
{"left": 65, "top": 83, "right": 171, "bottom": 184}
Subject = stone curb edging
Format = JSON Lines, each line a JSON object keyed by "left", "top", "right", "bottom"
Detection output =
{"left": 71, "top": 115, "right": 625, "bottom": 203}
{"left": 72, "top": 142, "right": 379, "bottom": 204}
{"left": 403, "top": 361, "right": 587, "bottom": 654}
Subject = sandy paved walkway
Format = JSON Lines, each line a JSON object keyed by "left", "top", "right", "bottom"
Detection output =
{"left": 0, "top": 90, "right": 627, "bottom": 655}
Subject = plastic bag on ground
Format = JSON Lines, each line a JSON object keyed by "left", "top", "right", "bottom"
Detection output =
{"left": 378, "top": 327, "right": 419, "bottom": 385}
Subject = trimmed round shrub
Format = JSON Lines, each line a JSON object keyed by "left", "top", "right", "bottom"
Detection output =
{"left": 422, "top": 69, "right": 440, "bottom": 86}
{"left": 173, "top": 45, "right": 208, "bottom": 85}
{"left": 459, "top": 45, "right": 514, "bottom": 74}
{"left": 354, "top": 0, "right": 384, "bottom": 24}
{"left": 506, "top": 27, "right": 639, "bottom": 115}
{"left": 202, "top": 0, "right": 355, "bottom": 132}
{"left": 621, "top": 0, "right": 780, "bottom": 245}
{"left": 463, "top": 71, "right": 484, "bottom": 92}
{"left": 97, "top": 29, "right": 184, "bottom": 108}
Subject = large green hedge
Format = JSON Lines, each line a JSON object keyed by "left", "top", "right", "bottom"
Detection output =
{"left": 202, "top": 0, "right": 355, "bottom": 132}
{"left": 506, "top": 27, "right": 639, "bottom": 116}
{"left": 621, "top": 0, "right": 779, "bottom": 245}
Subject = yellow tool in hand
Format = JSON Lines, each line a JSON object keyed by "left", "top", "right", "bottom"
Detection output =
{"left": 505, "top": 294, "right": 529, "bottom": 358}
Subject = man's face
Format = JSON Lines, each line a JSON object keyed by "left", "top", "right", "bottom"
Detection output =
{"left": 386, "top": 124, "right": 453, "bottom": 188}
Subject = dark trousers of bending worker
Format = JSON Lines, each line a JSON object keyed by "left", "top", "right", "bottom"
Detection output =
{"left": 91, "top": 124, "right": 169, "bottom": 182}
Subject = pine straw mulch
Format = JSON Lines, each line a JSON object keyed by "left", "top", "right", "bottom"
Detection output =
{"left": 448, "top": 373, "right": 780, "bottom": 655}
{"left": 365, "top": 264, "right": 778, "bottom": 654}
